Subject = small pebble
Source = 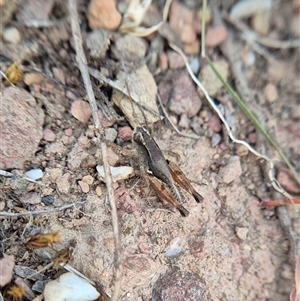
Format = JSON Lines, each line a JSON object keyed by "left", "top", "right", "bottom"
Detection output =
{"left": 3, "top": 27, "right": 21, "bottom": 44}
{"left": 236, "top": 145, "right": 249, "bottom": 157}
{"left": 211, "top": 133, "right": 221, "bottom": 147}
{"left": 78, "top": 181, "right": 89, "bottom": 193}
{"left": 0, "top": 201, "right": 5, "bottom": 211}
{"left": 178, "top": 114, "right": 189, "bottom": 129}
{"left": 248, "top": 132, "right": 256, "bottom": 144}
{"left": 44, "top": 272, "right": 100, "bottom": 301}
{"left": 97, "top": 165, "right": 134, "bottom": 183}
{"left": 247, "top": 183, "right": 255, "bottom": 190}
{"left": 189, "top": 57, "right": 200, "bottom": 74}
{"left": 82, "top": 175, "right": 94, "bottom": 185}
{"left": 205, "top": 25, "right": 227, "bottom": 47}
{"left": 88, "top": 0, "right": 121, "bottom": 30}
{"left": 64, "top": 128, "right": 73, "bottom": 136}
{"left": 25, "top": 169, "right": 43, "bottom": 181}
{"left": 105, "top": 128, "right": 118, "bottom": 142}
{"left": 43, "top": 128, "right": 56, "bottom": 142}
{"left": 71, "top": 100, "right": 92, "bottom": 124}
{"left": 41, "top": 195, "right": 55, "bottom": 206}
{"left": 236, "top": 227, "right": 248, "bottom": 240}
{"left": 86, "top": 29, "right": 110, "bottom": 58}
{"left": 96, "top": 186, "right": 103, "bottom": 196}
{"left": 167, "top": 51, "right": 185, "bottom": 69}
{"left": 118, "top": 126, "right": 133, "bottom": 141}
{"left": 264, "top": 83, "right": 278, "bottom": 103}
{"left": 165, "top": 237, "right": 182, "bottom": 258}
{"left": 207, "top": 114, "right": 222, "bottom": 132}
{"left": 23, "top": 73, "right": 44, "bottom": 86}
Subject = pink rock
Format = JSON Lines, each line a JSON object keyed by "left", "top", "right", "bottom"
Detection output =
{"left": 138, "top": 242, "right": 152, "bottom": 254}
{"left": 167, "top": 51, "right": 185, "bottom": 69}
{"left": 107, "top": 148, "right": 120, "bottom": 166}
{"left": 118, "top": 126, "right": 133, "bottom": 141}
{"left": 158, "top": 51, "right": 168, "bottom": 73}
{"left": 67, "top": 142, "right": 89, "bottom": 171}
{"left": 98, "top": 109, "right": 115, "bottom": 128}
{"left": 65, "top": 90, "right": 78, "bottom": 100}
{"left": 277, "top": 168, "right": 300, "bottom": 194}
{"left": 20, "top": 192, "right": 41, "bottom": 204}
{"left": 0, "top": 87, "right": 44, "bottom": 169}
{"left": 152, "top": 271, "right": 206, "bottom": 300}
{"left": 207, "top": 114, "right": 222, "bottom": 133}
{"left": 64, "top": 128, "right": 73, "bottom": 136}
{"left": 169, "top": 71, "right": 202, "bottom": 117}
{"left": 82, "top": 175, "right": 94, "bottom": 185}
{"left": 56, "top": 172, "right": 71, "bottom": 194}
{"left": 52, "top": 67, "right": 65, "bottom": 85}
{"left": 88, "top": 0, "right": 122, "bottom": 30}
{"left": 61, "top": 135, "right": 69, "bottom": 145}
{"left": 169, "top": 1, "right": 197, "bottom": 44}
{"left": 264, "top": 83, "right": 278, "bottom": 103}
{"left": 43, "top": 128, "right": 56, "bottom": 142}
{"left": 158, "top": 80, "right": 172, "bottom": 106}
{"left": 248, "top": 132, "right": 256, "bottom": 144}
{"left": 0, "top": 255, "right": 15, "bottom": 287}
{"left": 219, "top": 156, "right": 242, "bottom": 184}
{"left": 205, "top": 25, "right": 228, "bottom": 47}
{"left": 183, "top": 40, "right": 200, "bottom": 55}
{"left": 71, "top": 100, "right": 92, "bottom": 124}
{"left": 179, "top": 114, "right": 189, "bottom": 129}
{"left": 78, "top": 180, "right": 89, "bottom": 193}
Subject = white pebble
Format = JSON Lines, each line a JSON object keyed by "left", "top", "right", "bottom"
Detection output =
{"left": 96, "top": 165, "right": 134, "bottom": 182}
{"left": 3, "top": 27, "right": 21, "bottom": 44}
{"left": 44, "top": 272, "right": 100, "bottom": 301}
{"left": 189, "top": 57, "right": 200, "bottom": 74}
{"left": 165, "top": 237, "right": 182, "bottom": 257}
{"left": 25, "top": 169, "right": 43, "bottom": 181}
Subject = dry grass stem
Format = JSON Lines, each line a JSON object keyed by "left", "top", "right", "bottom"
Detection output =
{"left": 168, "top": 42, "right": 293, "bottom": 201}
{"left": 156, "top": 94, "right": 201, "bottom": 139}
{"left": 0, "top": 201, "right": 86, "bottom": 217}
{"left": 68, "top": 1, "right": 122, "bottom": 300}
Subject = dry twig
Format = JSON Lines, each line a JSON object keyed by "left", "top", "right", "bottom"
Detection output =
{"left": 169, "top": 42, "right": 292, "bottom": 201}
{"left": 68, "top": 1, "right": 122, "bottom": 300}
{"left": 156, "top": 94, "right": 201, "bottom": 139}
{"left": 0, "top": 201, "right": 85, "bottom": 217}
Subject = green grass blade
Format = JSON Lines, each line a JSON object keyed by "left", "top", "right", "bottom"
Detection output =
{"left": 206, "top": 57, "right": 300, "bottom": 185}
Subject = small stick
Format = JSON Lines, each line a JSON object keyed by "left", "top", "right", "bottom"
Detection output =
{"left": 0, "top": 201, "right": 85, "bottom": 217}
{"left": 68, "top": 1, "right": 122, "bottom": 300}
{"left": 261, "top": 198, "right": 300, "bottom": 208}
{"left": 157, "top": 94, "right": 201, "bottom": 139}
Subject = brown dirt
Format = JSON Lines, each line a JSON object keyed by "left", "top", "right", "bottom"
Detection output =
{"left": 0, "top": 0, "right": 299, "bottom": 300}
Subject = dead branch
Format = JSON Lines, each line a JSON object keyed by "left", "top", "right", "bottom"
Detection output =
{"left": 68, "top": 1, "right": 122, "bottom": 300}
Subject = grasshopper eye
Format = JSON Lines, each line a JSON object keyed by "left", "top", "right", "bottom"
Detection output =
{"left": 133, "top": 131, "right": 144, "bottom": 144}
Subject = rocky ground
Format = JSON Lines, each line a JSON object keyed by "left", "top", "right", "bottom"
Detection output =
{"left": 0, "top": 0, "right": 299, "bottom": 300}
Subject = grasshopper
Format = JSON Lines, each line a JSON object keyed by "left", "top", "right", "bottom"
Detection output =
{"left": 132, "top": 126, "right": 203, "bottom": 217}
{"left": 100, "top": 70, "right": 203, "bottom": 216}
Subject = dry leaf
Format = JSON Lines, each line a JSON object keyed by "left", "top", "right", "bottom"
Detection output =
{"left": 122, "top": 22, "right": 163, "bottom": 37}
{"left": 25, "top": 231, "right": 60, "bottom": 249}
{"left": 120, "top": 0, "right": 152, "bottom": 30}
{"left": 5, "top": 284, "right": 25, "bottom": 300}
{"left": 4, "top": 62, "right": 23, "bottom": 85}
{"left": 0, "top": 254, "right": 15, "bottom": 286}
{"left": 112, "top": 64, "right": 160, "bottom": 128}
{"left": 120, "top": 0, "right": 163, "bottom": 37}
